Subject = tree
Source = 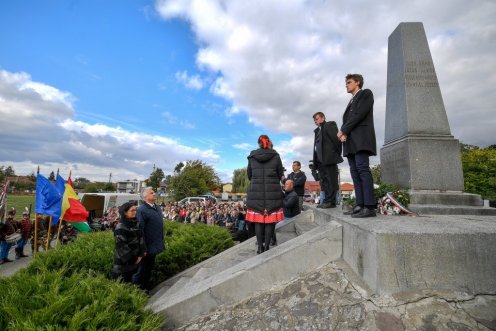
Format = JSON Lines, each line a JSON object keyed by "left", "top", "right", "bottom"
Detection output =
{"left": 371, "top": 165, "right": 382, "bottom": 185}
{"left": 163, "top": 174, "right": 173, "bottom": 195}
{"left": 48, "top": 171, "right": 56, "bottom": 182}
{"left": 460, "top": 143, "right": 479, "bottom": 151}
{"left": 174, "top": 162, "right": 184, "bottom": 174}
{"left": 27, "top": 172, "right": 36, "bottom": 182}
{"left": 4, "top": 166, "right": 15, "bottom": 177}
{"left": 82, "top": 182, "right": 115, "bottom": 193}
{"left": 146, "top": 167, "right": 165, "bottom": 192}
{"left": 169, "top": 160, "right": 220, "bottom": 201}
{"left": 103, "top": 182, "right": 116, "bottom": 192}
{"left": 73, "top": 177, "right": 91, "bottom": 190}
{"left": 0, "top": 165, "right": 16, "bottom": 183}
{"left": 15, "top": 178, "right": 36, "bottom": 192}
{"left": 462, "top": 146, "right": 496, "bottom": 201}
{"left": 232, "top": 168, "right": 249, "bottom": 193}
{"left": 83, "top": 183, "right": 99, "bottom": 193}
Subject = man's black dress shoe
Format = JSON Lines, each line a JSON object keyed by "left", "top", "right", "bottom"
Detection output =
{"left": 343, "top": 205, "right": 362, "bottom": 215}
{"left": 351, "top": 207, "right": 377, "bottom": 218}
{"left": 319, "top": 202, "right": 337, "bottom": 209}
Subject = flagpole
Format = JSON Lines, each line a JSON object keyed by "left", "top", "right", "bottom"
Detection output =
{"left": 55, "top": 220, "right": 63, "bottom": 247}
{"left": 45, "top": 216, "right": 53, "bottom": 251}
{"left": 33, "top": 214, "right": 38, "bottom": 256}
{"left": 33, "top": 166, "right": 41, "bottom": 256}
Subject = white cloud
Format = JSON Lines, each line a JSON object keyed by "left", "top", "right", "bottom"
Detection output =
{"left": 175, "top": 70, "right": 204, "bottom": 90}
{"left": 0, "top": 69, "right": 220, "bottom": 181}
{"left": 161, "top": 111, "right": 196, "bottom": 129}
{"left": 232, "top": 143, "right": 252, "bottom": 150}
{"left": 161, "top": 111, "right": 177, "bottom": 124}
{"left": 156, "top": 0, "right": 496, "bottom": 174}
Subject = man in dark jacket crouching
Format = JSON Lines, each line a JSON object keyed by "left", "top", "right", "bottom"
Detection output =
{"left": 283, "top": 180, "right": 300, "bottom": 218}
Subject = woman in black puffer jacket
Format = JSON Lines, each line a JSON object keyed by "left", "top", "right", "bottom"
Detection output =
{"left": 112, "top": 202, "right": 145, "bottom": 283}
{"left": 246, "top": 135, "right": 285, "bottom": 254}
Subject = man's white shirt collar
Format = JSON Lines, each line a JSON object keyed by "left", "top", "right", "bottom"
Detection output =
{"left": 352, "top": 89, "right": 362, "bottom": 97}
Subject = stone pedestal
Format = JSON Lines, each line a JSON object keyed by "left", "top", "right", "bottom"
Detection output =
{"left": 381, "top": 135, "right": 463, "bottom": 191}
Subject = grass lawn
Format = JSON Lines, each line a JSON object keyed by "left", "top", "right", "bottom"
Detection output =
{"left": 5, "top": 194, "right": 36, "bottom": 215}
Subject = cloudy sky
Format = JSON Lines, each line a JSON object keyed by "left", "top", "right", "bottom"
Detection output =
{"left": 1, "top": 0, "right": 495, "bottom": 184}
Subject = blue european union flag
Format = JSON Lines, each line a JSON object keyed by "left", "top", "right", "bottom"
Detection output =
{"left": 35, "top": 173, "right": 62, "bottom": 220}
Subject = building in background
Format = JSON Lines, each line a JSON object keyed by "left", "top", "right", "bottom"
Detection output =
{"left": 116, "top": 180, "right": 145, "bottom": 194}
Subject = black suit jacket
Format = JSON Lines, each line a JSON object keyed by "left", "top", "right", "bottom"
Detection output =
{"left": 313, "top": 120, "right": 343, "bottom": 166}
{"left": 341, "top": 89, "right": 377, "bottom": 157}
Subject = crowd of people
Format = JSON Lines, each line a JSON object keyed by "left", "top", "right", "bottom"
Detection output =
{"left": 0, "top": 208, "right": 78, "bottom": 264}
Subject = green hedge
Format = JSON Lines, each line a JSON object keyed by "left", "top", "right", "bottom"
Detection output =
{"left": 25, "top": 222, "right": 234, "bottom": 286}
{"left": 25, "top": 231, "right": 114, "bottom": 278}
{"left": 0, "top": 221, "right": 234, "bottom": 330}
{"left": 0, "top": 268, "right": 163, "bottom": 330}
{"left": 152, "top": 222, "right": 234, "bottom": 286}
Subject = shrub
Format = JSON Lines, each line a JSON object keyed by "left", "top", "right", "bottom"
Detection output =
{"left": 27, "top": 222, "right": 234, "bottom": 287}
{"left": 0, "top": 221, "right": 234, "bottom": 329}
{"left": 374, "top": 183, "right": 405, "bottom": 204}
{"left": 0, "top": 267, "right": 163, "bottom": 330}
{"left": 343, "top": 197, "right": 356, "bottom": 207}
{"left": 25, "top": 231, "right": 114, "bottom": 278}
{"left": 151, "top": 222, "right": 234, "bottom": 286}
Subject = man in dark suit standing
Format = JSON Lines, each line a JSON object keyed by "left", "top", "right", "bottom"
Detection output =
{"left": 313, "top": 111, "right": 343, "bottom": 208}
{"left": 133, "top": 187, "right": 165, "bottom": 291}
{"left": 338, "top": 74, "right": 377, "bottom": 218}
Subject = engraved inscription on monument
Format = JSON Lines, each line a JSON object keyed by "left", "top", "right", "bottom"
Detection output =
{"left": 404, "top": 60, "right": 439, "bottom": 88}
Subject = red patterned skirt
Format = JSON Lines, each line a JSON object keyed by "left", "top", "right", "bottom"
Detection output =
{"left": 245, "top": 208, "right": 284, "bottom": 224}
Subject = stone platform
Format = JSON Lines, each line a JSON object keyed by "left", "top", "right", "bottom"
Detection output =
{"left": 314, "top": 206, "right": 496, "bottom": 295}
{"left": 149, "top": 205, "right": 496, "bottom": 329}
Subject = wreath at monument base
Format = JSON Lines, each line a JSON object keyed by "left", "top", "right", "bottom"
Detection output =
{"left": 377, "top": 191, "right": 415, "bottom": 216}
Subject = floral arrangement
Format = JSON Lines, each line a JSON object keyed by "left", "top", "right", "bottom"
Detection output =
{"left": 377, "top": 190, "right": 414, "bottom": 216}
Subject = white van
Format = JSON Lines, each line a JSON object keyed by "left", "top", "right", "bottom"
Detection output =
{"left": 79, "top": 193, "right": 141, "bottom": 220}
{"left": 178, "top": 196, "right": 207, "bottom": 204}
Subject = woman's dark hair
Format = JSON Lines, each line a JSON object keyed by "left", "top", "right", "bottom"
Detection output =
{"left": 119, "top": 202, "right": 137, "bottom": 219}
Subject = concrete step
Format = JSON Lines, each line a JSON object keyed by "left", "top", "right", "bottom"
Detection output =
{"left": 148, "top": 213, "right": 342, "bottom": 329}
{"left": 409, "top": 204, "right": 496, "bottom": 215}
{"left": 151, "top": 211, "right": 313, "bottom": 299}
{"left": 295, "top": 220, "right": 319, "bottom": 235}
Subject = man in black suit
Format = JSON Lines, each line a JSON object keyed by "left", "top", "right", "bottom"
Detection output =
{"left": 338, "top": 74, "right": 377, "bottom": 218}
{"left": 313, "top": 111, "right": 343, "bottom": 208}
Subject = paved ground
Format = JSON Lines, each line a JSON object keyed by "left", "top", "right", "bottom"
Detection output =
{"left": 0, "top": 244, "right": 51, "bottom": 277}
{"left": 174, "top": 260, "right": 496, "bottom": 331}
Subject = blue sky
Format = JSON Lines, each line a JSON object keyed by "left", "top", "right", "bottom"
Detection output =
{"left": 1, "top": 0, "right": 495, "bottom": 183}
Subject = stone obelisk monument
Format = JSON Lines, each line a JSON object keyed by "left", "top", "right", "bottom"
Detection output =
{"left": 381, "top": 22, "right": 492, "bottom": 215}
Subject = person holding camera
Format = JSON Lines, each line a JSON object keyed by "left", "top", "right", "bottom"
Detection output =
{"left": 312, "top": 112, "right": 343, "bottom": 208}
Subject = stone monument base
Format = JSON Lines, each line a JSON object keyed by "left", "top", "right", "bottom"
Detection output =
{"left": 381, "top": 135, "right": 464, "bottom": 191}
{"left": 312, "top": 207, "right": 496, "bottom": 296}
